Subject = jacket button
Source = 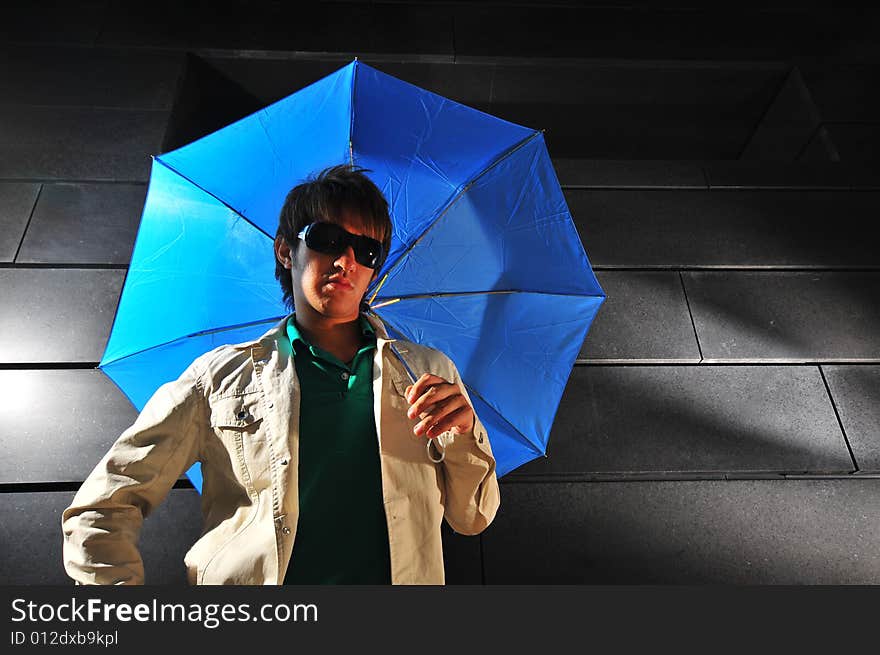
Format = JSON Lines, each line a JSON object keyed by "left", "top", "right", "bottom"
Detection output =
{"left": 280, "top": 458, "right": 289, "bottom": 466}
{"left": 281, "top": 526, "right": 291, "bottom": 535}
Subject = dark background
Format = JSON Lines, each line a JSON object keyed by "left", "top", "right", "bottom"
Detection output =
{"left": 1, "top": 1, "right": 879, "bottom": 584}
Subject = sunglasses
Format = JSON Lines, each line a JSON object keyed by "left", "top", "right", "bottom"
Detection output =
{"left": 296, "top": 222, "right": 385, "bottom": 270}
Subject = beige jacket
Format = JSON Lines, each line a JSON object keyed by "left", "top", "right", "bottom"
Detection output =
{"left": 62, "top": 315, "right": 500, "bottom": 585}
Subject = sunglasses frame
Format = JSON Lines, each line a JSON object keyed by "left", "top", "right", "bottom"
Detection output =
{"left": 296, "top": 221, "right": 385, "bottom": 270}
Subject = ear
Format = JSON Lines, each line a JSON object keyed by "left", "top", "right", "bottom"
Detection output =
{"left": 274, "top": 235, "right": 292, "bottom": 269}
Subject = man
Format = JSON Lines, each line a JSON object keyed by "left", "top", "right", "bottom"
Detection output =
{"left": 62, "top": 164, "right": 500, "bottom": 585}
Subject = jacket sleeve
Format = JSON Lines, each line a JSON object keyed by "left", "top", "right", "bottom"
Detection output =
{"left": 437, "top": 356, "right": 501, "bottom": 536}
{"left": 61, "top": 360, "right": 208, "bottom": 585}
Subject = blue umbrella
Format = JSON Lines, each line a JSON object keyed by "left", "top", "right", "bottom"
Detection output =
{"left": 99, "top": 60, "right": 605, "bottom": 489}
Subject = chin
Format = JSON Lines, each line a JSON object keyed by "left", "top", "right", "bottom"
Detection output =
{"left": 318, "top": 300, "right": 361, "bottom": 318}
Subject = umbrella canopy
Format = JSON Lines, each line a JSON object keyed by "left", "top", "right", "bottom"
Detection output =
{"left": 100, "top": 60, "right": 605, "bottom": 488}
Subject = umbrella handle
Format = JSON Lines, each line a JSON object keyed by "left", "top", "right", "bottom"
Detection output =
{"left": 387, "top": 339, "right": 449, "bottom": 465}
{"left": 427, "top": 437, "right": 445, "bottom": 463}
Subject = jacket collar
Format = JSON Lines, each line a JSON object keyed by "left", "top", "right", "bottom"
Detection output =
{"left": 232, "top": 312, "right": 395, "bottom": 359}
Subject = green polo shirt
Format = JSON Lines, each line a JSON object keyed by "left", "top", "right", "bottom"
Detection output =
{"left": 283, "top": 315, "right": 392, "bottom": 585}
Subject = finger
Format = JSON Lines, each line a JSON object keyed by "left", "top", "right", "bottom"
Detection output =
{"left": 407, "top": 383, "right": 461, "bottom": 420}
{"left": 413, "top": 394, "right": 461, "bottom": 434}
{"left": 426, "top": 405, "right": 473, "bottom": 438}
{"left": 405, "top": 373, "right": 449, "bottom": 403}
{"left": 418, "top": 394, "right": 465, "bottom": 428}
{"left": 413, "top": 395, "right": 469, "bottom": 436}
{"left": 405, "top": 374, "right": 443, "bottom": 403}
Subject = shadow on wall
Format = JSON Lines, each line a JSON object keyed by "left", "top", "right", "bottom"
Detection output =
{"left": 483, "top": 479, "right": 880, "bottom": 584}
{"left": 161, "top": 54, "right": 266, "bottom": 154}
{"left": 512, "top": 364, "right": 852, "bottom": 477}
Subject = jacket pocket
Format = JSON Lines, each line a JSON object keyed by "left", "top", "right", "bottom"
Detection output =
{"left": 387, "top": 361, "right": 411, "bottom": 398}
{"left": 210, "top": 393, "right": 266, "bottom": 431}
{"left": 387, "top": 364, "right": 457, "bottom": 448}
{"left": 209, "top": 393, "right": 268, "bottom": 497}
{"left": 195, "top": 493, "right": 268, "bottom": 585}
{"left": 386, "top": 367, "right": 424, "bottom": 442}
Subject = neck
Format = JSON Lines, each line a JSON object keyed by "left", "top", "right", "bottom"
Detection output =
{"left": 293, "top": 307, "right": 363, "bottom": 363}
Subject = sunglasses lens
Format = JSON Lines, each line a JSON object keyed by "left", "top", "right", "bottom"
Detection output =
{"left": 305, "top": 222, "right": 343, "bottom": 254}
{"left": 353, "top": 236, "right": 382, "bottom": 269}
{"left": 303, "top": 223, "right": 383, "bottom": 269}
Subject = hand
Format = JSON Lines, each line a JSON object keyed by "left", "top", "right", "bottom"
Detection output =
{"left": 405, "top": 373, "right": 475, "bottom": 439}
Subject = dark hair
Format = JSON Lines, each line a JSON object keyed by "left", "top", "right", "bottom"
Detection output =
{"left": 275, "top": 164, "right": 393, "bottom": 310}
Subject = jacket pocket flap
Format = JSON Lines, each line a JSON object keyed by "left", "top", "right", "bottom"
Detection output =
{"left": 210, "top": 395, "right": 265, "bottom": 429}
{"left": 388, "top": 366, "right": 412, "bottom": 398}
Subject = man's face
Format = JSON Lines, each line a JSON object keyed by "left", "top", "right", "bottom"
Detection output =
{"left": 277, "top": 210, "right": 380, "bottom": 324}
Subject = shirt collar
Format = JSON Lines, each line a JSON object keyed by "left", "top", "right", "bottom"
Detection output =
{"left": 286, "top": 314, "right": 375, "bottom": 355}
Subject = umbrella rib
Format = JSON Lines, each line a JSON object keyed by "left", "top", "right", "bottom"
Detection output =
{"left": 368, "top": 129, "right": 544, "bottom": 296}
{"left": 370, "top": 288, "right": 605, "bottom": 309}
{"left": 374, "top": 312, "right": 546, "bottom": 457}
{"left": 349, "top": 58, "right": 358, "bottom": 167}
{"left": 153, "top": 157, "right": 275, "bottom": 240}
{"left": 100, "top": 316, "right": 285, "bottom": 368}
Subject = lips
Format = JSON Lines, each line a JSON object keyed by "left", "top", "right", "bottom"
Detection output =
{"left": 326, "top": 276, "right": 353, "bottom": 290}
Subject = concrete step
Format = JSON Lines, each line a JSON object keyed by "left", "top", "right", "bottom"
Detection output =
{"left": 484, "top": 479, "right": 880, "bottom": 583}
{"left": 15, "top": 183, "right": 145, "bottom": 265}
{"left": 514, "top": 364, "right": 854, "bottom": 477}
{"left": 0, "top": 488, "right": 202, "bottom": 585}
{"left": 0, "top": 268, "right": 123, "bottom": 363}
{"left": 568, "top": 189, "right": 880, "bottom": 267}
{"left": 579, "top": 271, "right": 699, "bottom": 363}
{"left": 0, "top": 182, "right": 39, "bottom": 261}
{"left": 0, "top": 104, "right": 165, "bottom": 182}
{"left": 0, "top": 369, "right": 139, "bottom": 485}
{"left": 0, "top": 44, "right": 182, "bottom": 110}
{"left": 684, "top": 271, "right": 880, "bottom": 361}
{"left": 821, "top": 365, "right": 880, "bottom": 472}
